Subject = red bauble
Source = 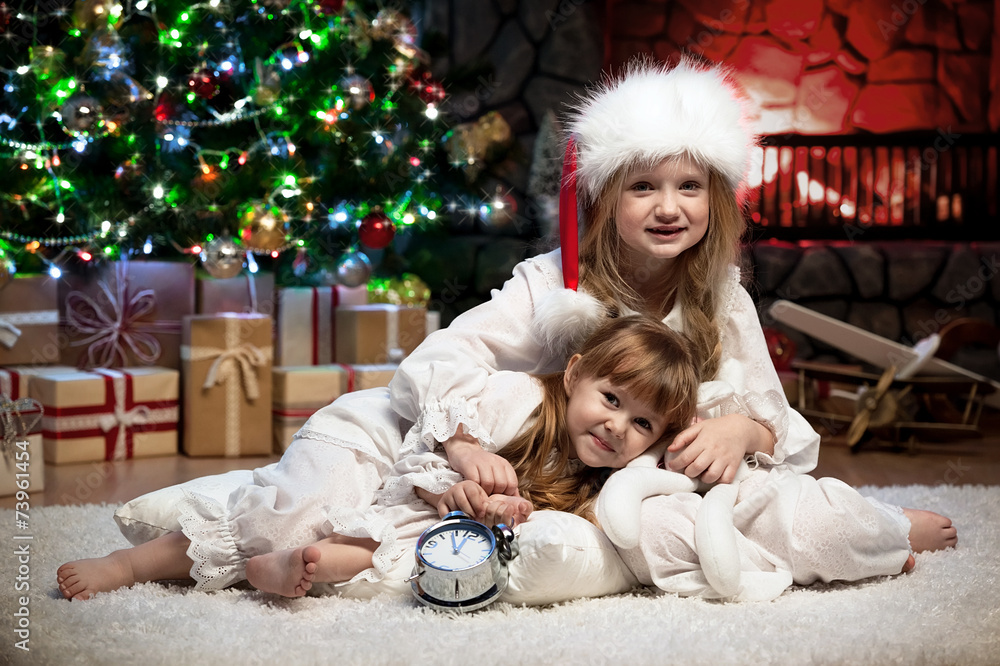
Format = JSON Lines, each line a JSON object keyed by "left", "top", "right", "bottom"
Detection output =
{"left": 410, "top": 71, "right": 446, "bottom": 104}
{"left": 763, "top": 327, "right": 796, "bottom": 372}
{"left": 318, "top": 0, "right": 345, "bottom": 15}
{"left": 358, "top": 211, "right": 395, "bottom": 249}
{"left": 188, "top": 68, "right": 220, "bottom": 99}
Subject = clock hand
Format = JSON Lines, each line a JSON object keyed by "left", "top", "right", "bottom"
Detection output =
{"left": 450, "top": 532, "right": 460, "bottom": 554}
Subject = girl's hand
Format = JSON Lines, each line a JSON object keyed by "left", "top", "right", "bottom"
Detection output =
{"left": 442, "top": 432, "right": 519, "bottom": 496}
{"left": 666, "top": 414, "right": 773, "bottom": 484}
{"left": 482, "top": 494, "right": 533, "bottom": 527}
{"left": 436, "top": 480, "right": 490, "bottom": 519}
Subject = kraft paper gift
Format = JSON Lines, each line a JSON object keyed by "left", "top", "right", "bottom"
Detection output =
{"left": 59, "top": 261, "right": 195, "bottom": 370}
{"left": 335, "top": 304, "right": 426, "bottom": 365}
{"left": 0, "top": 274, "right": 60, "bottom": 365}
{"left": 0, "top": 434, "right": 44, "bottom": 496}
{"left": 30, "top": 367, "right": 179, "bottom": 464}
{"left": 271, "top": 363, "right": 396, "bottom": 453}
{"left": 196, "top": 270, "right": 276, "bottom": 316}
{"left": 182, "top": 314, "right": 273, "bottom": 457}
{"left": 275, "top": 285, "right": 367, "bottom": 366}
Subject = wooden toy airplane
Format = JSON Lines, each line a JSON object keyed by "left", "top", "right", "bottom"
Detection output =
{"left": 768, "top": 300, "right": 999, "bottom": 447}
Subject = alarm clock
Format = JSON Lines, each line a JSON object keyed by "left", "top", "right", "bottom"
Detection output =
{"left": 408, "top": 511, "right": 518, "bottom": 612}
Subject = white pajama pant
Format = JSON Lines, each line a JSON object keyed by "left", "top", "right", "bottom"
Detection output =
{"left": 616, "top": 467, "right": 913, "bottom": 599}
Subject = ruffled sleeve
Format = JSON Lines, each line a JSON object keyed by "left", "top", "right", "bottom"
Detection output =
{"left": 390, "top": 250, "right": 564, "bottom": 451}
{"left": 706, "top": 266, "right": 820, "bottom": 474}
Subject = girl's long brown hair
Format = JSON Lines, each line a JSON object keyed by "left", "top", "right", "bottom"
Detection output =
{"left": 499, "top": 315, "right": 698, "bottom": 523}
{"left": 577, "top": 161, "right": 745, "bottom": 381}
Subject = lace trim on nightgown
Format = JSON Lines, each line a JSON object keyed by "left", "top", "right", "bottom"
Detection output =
{"left": 176, "top": 490, "right": 247, "bottom": 591}
{"left": 864, "top": 496, "right": 913, "bottom": 551}
{"left": 406, "top": 399, "right": 496, "bottom": 455}
{"left": 323, "top": 508, "right": 403, "bottom": 586}
{"left": 376, "top": 468, "right": 461, "bottom": 508}
{"left": 289, "top": 431, "right": 392, "bottom": 474}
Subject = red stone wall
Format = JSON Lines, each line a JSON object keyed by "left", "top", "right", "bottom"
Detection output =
{"left": 607, "top": 0, "right": 998, "bottom": 134}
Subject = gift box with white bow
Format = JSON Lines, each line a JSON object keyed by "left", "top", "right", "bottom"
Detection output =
{"left": 0, "top": 274, "right": 60, "bottom": 365}
{"left": 181, "top": 313, "right": 273, "bottom": 457}
{"left": 28, "top": 367, "right": 179, "bottom": 465}
{"left": 58, "top": 261, "right": 195, "bottom": 370}
{"left": 1, "top": 386, "right": 46, "bottom": 495}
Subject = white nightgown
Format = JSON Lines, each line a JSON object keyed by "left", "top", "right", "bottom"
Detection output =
{"left": 388, "top": 248, "right": 912, "bottom": 597}
{"left": 175, "top": 373, "right": 542, "bottom": 591}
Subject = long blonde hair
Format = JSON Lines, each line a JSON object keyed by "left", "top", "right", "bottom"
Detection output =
{"left": 499, "top": 315, "right": 698, "bottom": 523}
{"left": 577, "top": 159, "right": 745, "bottom": 380}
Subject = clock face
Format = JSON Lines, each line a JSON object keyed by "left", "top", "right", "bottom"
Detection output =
{"left": 418, "top": 523, "right": 494, "bottom": 572}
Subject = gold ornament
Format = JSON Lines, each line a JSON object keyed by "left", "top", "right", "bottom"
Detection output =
{"left": 29, "top": 45, "right": 67, "bottom": 80}
{"left": 238, "top": 201, "right": 289, "bottom": 251}
{"left": 446, "top": 111, "right": 513, "bottom": 181}
{"left": 368, "top": 273, "right": 430, "bottom": 307}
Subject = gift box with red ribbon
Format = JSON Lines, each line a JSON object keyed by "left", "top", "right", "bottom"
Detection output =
{"left": 274, "top": 285, "right": 367, "bottom": 366}
{"left": 196, "top": 270, "right": 276, "bottom": 316}
{"left": 59, "top": 261, "right": 195, "bottom": 370}
{"left": 182, "top": 313, "right": 273, "bottom": 457}
{"left": 0, "top": 274, "right": 60, "bottom": 365}
{"left": 1, "top": 365, "right": 74, "bottom": 437}
{"left": 30, "top": 367, "right": 179, "bottom": 465}
{"left": 271, "top": 363, "right": 396, "bottom": 453}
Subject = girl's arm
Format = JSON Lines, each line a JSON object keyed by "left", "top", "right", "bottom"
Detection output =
{"left": 389, "top": 251, "right": 564, "bottom": 456}
{"left": 667, "top": 270, "right": 819, "bottom": 481}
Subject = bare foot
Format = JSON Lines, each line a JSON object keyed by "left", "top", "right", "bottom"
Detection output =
{"left": 903, "top": 508, "right": 958, "bottom": 552}
{"left": 901, "top": 554, "right": 915, "bottom": 573}
{"left": 245, "top": 546, "right": 320, "bottom": 597}
{"left": 57, "top": 552, "right": 134, "bottom": 601}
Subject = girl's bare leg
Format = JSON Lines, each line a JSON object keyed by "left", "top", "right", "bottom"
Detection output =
{"left": 57, "top": 531, "right": 194, "bottom": 601}
{"left": 245, "top": 535, "right": 379, "bottom": 598}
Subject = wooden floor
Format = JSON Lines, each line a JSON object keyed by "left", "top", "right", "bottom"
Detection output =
{"left": 4, "top": 418, "right": 999, "bottom": 510}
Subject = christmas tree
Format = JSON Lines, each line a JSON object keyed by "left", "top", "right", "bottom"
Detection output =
{"left": 0, "top": 0, "right": 461, "bottom": 297}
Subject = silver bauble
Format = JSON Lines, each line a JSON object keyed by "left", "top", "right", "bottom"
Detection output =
{"left": 200, "top": 237, "right": 245, "bottom": 279}
{"left": 336, "top": 250, "right": 372, "bottom": 287}
{"left": 60, "top": 93, "right": 104, "bottom": 137}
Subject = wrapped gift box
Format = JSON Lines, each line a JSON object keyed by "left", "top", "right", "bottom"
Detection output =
{"left": 0, "top": 274, "right": 60, "bottom": 365}
{"left": 275, "top": 285, "right": 367, "bottom": 366}
{"left": 0, "top": 434, "right": 44, "bottom": 496}
{"left": 196, "top": 270, "right": 276, "bottom": 316}
{"left": 272, "top": 363, "right": 396, "bottom": 453}
{"left": 182, "top": 314, "right": 273, "bottom": 457}
{"left": 59, "top": 261, "right": 195, "bottom": 370}
{"left": 30, "top": 367, "right": 179, "bottom": 464}
{"left": 2, "top": 365, "right": 77, "bottom": 402}
{"left": 335, "top": 305, "right": 426, "bottom": 365}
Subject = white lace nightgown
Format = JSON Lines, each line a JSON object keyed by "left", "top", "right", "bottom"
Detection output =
{"left": 389, "top": 248, "right": 912, "bottom": 597}
{"left": 175, "top": 373, "right": 542, "bottom": 591}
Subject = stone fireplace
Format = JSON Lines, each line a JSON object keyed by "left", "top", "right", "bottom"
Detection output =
{"left": 415, "top": 0, "right": 999, "bottom": 376}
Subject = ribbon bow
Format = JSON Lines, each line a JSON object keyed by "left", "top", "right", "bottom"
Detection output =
{"left": 1, "top": 395, "right": 43, "bottom": 464}
{"left": 96, "top": 404, "right": 152, "bottom": 434}
{"left": 0, "top": 320, "right": 22, "bottom": 349}
{"left": 202, "top": 343, "right": 269, "bottom": 401}
{"left": 65, "top": 265, "right": 162, "bottom": 368}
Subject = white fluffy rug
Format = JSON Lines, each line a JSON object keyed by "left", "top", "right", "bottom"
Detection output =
{"left": 2, "top": 484, "right": 998, "bottom": 666}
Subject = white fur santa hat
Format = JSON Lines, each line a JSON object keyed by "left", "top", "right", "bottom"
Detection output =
{"left": 554, "top": 57, "right": 758, "bottom": 294}
{"left": 566, "top": 56, "right": 758, "bottom": 203}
